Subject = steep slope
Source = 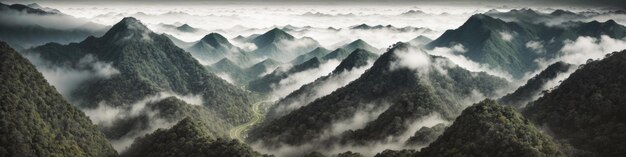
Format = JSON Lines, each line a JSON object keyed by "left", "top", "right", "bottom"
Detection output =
{"left": 249, "top": 43, "right": 510, "bottom": 148}
{"left": 248, "top": 57, "right": 321, "bottom": 93}
{"left": 251, "top": 28, "right": 319, "bottom": 62}
{"left": 186, "top": 33, "right": 253, "bottom": 66}
{"left": 417, "top": 100, "right": 564, "bottom": 157}
{"left": 322, "top": 39, "right": 380, "bottom": 61}
{"left": 267, "top": 49, "right": 378, "bottom": 120}
{"left": 523, "top": 50, "right": 626, "bottom": 156}
{"left": 0, "top": 41, "right": 117, "bottom": 157}
{"left": 427, "top": 14, "right": 626, "bottom": 79}
{"left": 291, "top": 47, "right": 331, "bottom": 65}
{"left": 245, "top": 58, "right": 282, "bottom": 78}
{"left": 210, "top": 58, "right": 249, "bottom": 85}
{"left": 341, "top": 39, "right": 380, "bottom": 54}
{"left": 25, "top": 17, "right": 257, "bottom": 128}
{"left": 499, "top": 61, "right": 574, "bottom": 108}
{"left": 121, "top": 118, "right": 262, "bottom": 157}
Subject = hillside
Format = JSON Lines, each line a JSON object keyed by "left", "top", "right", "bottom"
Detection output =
{"left": 249, "top": 43, "right": 510, "bottom": 150}
{"left": 0, "top": 41, "right": 117, "bottom": 157}
{"left": 523, "top": 50, "right": 626, "bottom": 156}
{"left": 121, "top": 118, "right": 262, "bottom": 157}
{"left": 416, "top": 100, "right": 564, "bottom": 157}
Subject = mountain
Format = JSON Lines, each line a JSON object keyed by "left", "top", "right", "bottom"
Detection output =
{"left": 0, "top": 3, "right": 107, "bottom": 50}
{"left": 0, "top": 41, "right": 117, "bottom": 157}
{"left": 341, "top": 39, "right": 380, "bottom": 54}
{"left": 498, "top": 61, "right": 574, "bottom": 108}
{"left": 404, "top": 123, "right": 446, "bottom": 146}
{"left": 416, "top": 100, "right": 564, "bottom": 157}
{"left": 408, "top": 35, "right": 432, "bottom": 46}
{"left": 427, "top": 14, "right": 626, "bottom": 79}
{"left": 332, "top": 49, "right": 379, "bottom": 74}
{"left": 121, "top": 118, "right": 262, "bottom": 157}
{"left": 249, "top": 43, "right": 510, "bottom": 150}
{"left": 244, "top": 58, "right": 282, "bottom": 78}
{"left": 321, "top": 39, "right": 380, "bottom": 62}
{"left": 248, "top": 57, "right": 321, "bottom": 93}
{"left": 251, "top": 28, "right": 319, "bottom": 62}
{"left": 523, "top": 50, "right": 626, "bottom": 156}
{"left": 349, "top": 24, "right": 432, "bottom": 33}
{"left": 186, "top": 32, "right": 253, "bottom": 66}
{"left": 176, "top": 24, "right": 197, "bottom": 32}
{"left": 266, "top": 49, "right": 378, "bottom": 120}
{"left": 291, "top": 47, "right": 331, "bottom": 65}
{"left": 210, "top": 58, "right": 250, "bottom": 85}
{"left": 25, "top": 17, "right": 257, "bottom": 138}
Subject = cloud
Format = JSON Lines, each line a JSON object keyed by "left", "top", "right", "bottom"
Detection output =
{"left": 559, "top": 35, "right": 626, "bottom": 64}
{"left": 273, "top": 61, "right": 374, "bottom": 116}
{"left": 526, "top": 40, "right": 546, "bottom": 54}
{"left": 499, "top": 31, "right": 514, "bottom": 41}
{"left": 83, "top": 91, "right": 203, "bottom": 151}
{"left": 426, "top": 44, "right": 514, "bottom": 80}
{"left": 24, "top": 53, "right": 120, "bottom": 98}
{"left": 270, "top": 59, "right": 342, "bottom": 99}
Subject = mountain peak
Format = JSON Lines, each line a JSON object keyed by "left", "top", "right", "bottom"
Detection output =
{"left": 343, "top": 39, "right": 379, "bottom": 53}
{"left": 252, "top": 28, "right": 295, "bottom": 47}
{"left": 200, "top": 33, "right": 231, "bottom": 48}
{"left": 332, "top": 48, "right": 377, "bottom": 74}
{"left": 102, "top": 17, "right": 153, "bottom": 41}
{"left": 176, "top": 24, "right": 197, "bottom": 32}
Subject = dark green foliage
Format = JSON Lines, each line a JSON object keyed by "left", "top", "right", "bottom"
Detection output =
{"left": 147, "top": 97, "right": 231, "bottom": 138}
{"left": 499, "top": 61, "right": 573, "bottom": 107}
{"left": 0, "top": 41, "right": 117, "bottom": 157}
{"left": 405, "top": 123, "right": 446, "bottom": 146}
{"left": 25, "top": 17, "right": 257, "bottom": 127}
{"left": 427, "top": 13, "right": 626, "bottom": 79}
{"left": 332, "top": 49, "right": 378, "bottom": 74}
{"left": 374, "top": 149, "right": 418, "bottom": 157}
{"left": 248, "top": 57, "right": 321, "bottom": 93}
{"left": 523, "top": 50, "right": 626, "bottom": 156}
{"left": 418, "top": 99, "right": 564, "bottom": 157}
{"left": 250, "top": 43, "right": 510, "bottom": 146}
{"left": 121, "top": 118, "right": 263, "bottom": 157}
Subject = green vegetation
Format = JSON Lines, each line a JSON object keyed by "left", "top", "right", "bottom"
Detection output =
{"left": 266, "top": 49, "right": 378, "bottom": 120}
{"left": 121, "top": 118, "right": 264, "bottom": 157}
{"left": 186, "top": 32, "right": 254, "bottom": 66}
{"left": 248, "top": 57, "right": 321, "bottom": 93}
{"left": 417, "top": 99, "right": 564, "bottom": 157}
{"left": 0, "top": 41, "right": 117, "bottom": 157}
{"left": 524, "top": 50, "right": 626, "bottom": 156}
{"left": 404, "top": 123, "right": 446, "bottom": 146}
{"left": 250, "top": 43, "right": 510, "bottom": 147}
{"left": 499, "top": 61, "right": 573, "bottom": 107}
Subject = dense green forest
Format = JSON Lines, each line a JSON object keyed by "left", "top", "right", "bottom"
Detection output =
{"left": 249, "top": 43, "right": 510, "bottom": 148}
{"left": 121, "top": 118, "right": 264, "bottom": 157}
{"left": 524, "top": 50, "right": 626, "bottom": 156}
{"left": 0, "top": 41, "right": 117, "bottom": 157}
